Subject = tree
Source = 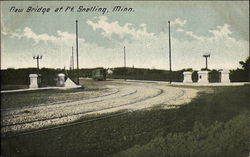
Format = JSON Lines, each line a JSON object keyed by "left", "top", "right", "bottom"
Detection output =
{"left": 231, "top": 57, "right": 250, "bottom": 82}
{"left": 239, "top": 57, "right": 249, "bottom": 72}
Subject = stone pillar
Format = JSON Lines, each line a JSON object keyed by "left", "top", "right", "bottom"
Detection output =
{"left": 183, "top": 71, "right": 193, "bottom": 83}
{"left": 220, "top": 69, "right": 230, "bottom": 83}
{"left": 198, "top": 71, "right": 209, "bottom": 84}
{"left": 57, "top": 73, "right": 65, "bottom": 87}
{"left": 29, "top": 74, "right": 38, "bottom": 88}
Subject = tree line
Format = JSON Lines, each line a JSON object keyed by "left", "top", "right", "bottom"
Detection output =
{"left": 1, "top": 57, "right": 249, "bottom": 86}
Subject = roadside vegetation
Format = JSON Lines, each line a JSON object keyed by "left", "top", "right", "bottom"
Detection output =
{"left": 1, "top": 85, "right": 249, "bottom": 157}
{"left": 1, "top": 56, "right": 249, "bottom": 89}
{"left": 114, "top": 113, "right": 248, "bottom": 157}
{"left": 1, "top": 87, "right": 107, "bottom": 109}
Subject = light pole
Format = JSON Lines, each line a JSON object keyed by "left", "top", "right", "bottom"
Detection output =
{"left": 168, "top": 21, "right": 172, "bottom": 83}
{"left": 33, "top": 55, "right": 42, "bottom": 75}
{"left": 124, "top": 46, "right": 126, "bottom": 68}
{"left": 70, "top": 46, "right": 75, "bottom": 79}
{"left": 124, "top": 46, "right": 126, "bottom": 80}
{"left": 203, "top": 54, "right": 210, "bottom": 70}
{"left": 72, "top": 46, "right": 74, "bottom": 71}
{"left": 76, "top": 20, "right": 79, "bottom": 85}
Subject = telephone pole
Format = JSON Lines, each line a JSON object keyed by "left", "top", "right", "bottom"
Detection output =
{"left": 124, "top": 46, "right": 126, "bottom": 68}
{"left": 124, "top": 46, "right": 126, "bottom": 80}
{"left": 76, "top": 20, "right": 79, "bottom": 85}
{"left": 168, "top": 21, "right": 172, "bottom": 83}
{"left": 33, "top": 55, "right": 42, "bottom": 75}
{"left": 72, "top": 46, "right": 74, "bottom": 71}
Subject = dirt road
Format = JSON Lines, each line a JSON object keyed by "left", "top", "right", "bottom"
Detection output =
{"left": 1, "top": 80, "right": 198, "bottom": 133}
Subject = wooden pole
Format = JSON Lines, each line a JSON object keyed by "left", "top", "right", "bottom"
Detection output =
{"left": 72, "top": 46, "right": 74, "bottom": 71}
{"left": 168, "top": 21, "right": 172, "bottom": 83}
{"left": 124, "top": 46, "right": 126, "bottom": 68}
{"left": 76, "top": 20, "right": 79, "bottom": 84}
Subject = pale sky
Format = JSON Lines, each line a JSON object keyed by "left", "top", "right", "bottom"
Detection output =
{"left": 1, "top": 1, "right": 249, "bottom": 70}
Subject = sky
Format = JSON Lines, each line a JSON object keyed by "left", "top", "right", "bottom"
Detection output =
{"left": 1, "top": 1, "right": 249, "bottom": 70}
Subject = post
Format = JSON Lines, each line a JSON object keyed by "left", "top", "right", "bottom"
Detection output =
{"left": 198, "top": 70, "right": 209, "bottom": 84}
{"left": 124, "top": 46, "right": 126, "bottom": 80}
{"left": 57, "top": 73, "right": 66, "bottom": 87}
{"left": 220, "top": 69, "right": 230, "bottom": 83}
{"left": 124, "top": 46, "right": 126, "bottom": 68}
{"left": 37, "top": 58, "right": 39, "bottom": 70}
{"left": 168, "top": 21, "right": 172, "bottom": 83}
{"left": 70, "top": 46, "right": 75, "bottom": 80}
{"left": 205, "top": 57, "right": 208, "bottom": 70}
{"left": 33, "top": 55, "right": 42, "bottom": 75}
{"left": 29, "top": 74, "right": 38, "bottom": 88}
{"left": 183, "top": 71, "right": 193, "bottom": 83}
{"left": 72, "top": 46, "right": 74, "bottom": 71}
{"left": 76, "top": 20, "right": 79, "bottom": 85}
{"left": 203, "top": 54, "right": 210, "bottom": 70}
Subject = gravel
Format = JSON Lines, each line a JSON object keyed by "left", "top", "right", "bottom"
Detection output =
{"left": 1, "top": 80, "right": 198, "bottom": 133}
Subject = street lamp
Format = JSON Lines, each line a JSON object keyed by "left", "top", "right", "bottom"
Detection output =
{"left": 76, "top": 20, "right": 79, "bottom": 85}
{"left": 124, "top": 46, "right": 126, "bottom": 81}
{"left": 168, "top": 21, "right": 172, "bottom": 83}
{"left": 203, "top": 54, "right": 210, "bottom": 70}
{"left": 33, "top": 55, "right": 42, "bottom": 74}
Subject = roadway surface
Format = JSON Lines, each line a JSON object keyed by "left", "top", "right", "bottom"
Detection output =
{"left": 1, "top": 80, "right": 198, "bottom": 134}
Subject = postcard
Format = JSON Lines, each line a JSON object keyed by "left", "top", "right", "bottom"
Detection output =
{"left": 1, "top": 1, "right": 249, "bottom": 157}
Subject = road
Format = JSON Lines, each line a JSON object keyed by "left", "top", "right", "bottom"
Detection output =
{"left": 1, "top": 80, "right": 198, "bottom": 134}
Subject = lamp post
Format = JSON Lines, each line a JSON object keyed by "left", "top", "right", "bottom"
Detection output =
{"left": 124, "top": 46, "right": 126, "bottom": 68}
{"left": 76, "top": 20, "right": 79, "bottom": 85}
{"left": 203, "top": 54, "right": 210, "bottom": 70}
{"left": 33, "top": 55, "right": 42, "bottom": 75}
{"left": 124, "top": 46, "right": 126, "bottom": 80}
{"left": 168, "top": 21, "right": 172, "bottom": 83}
{"left": 72, "top": 46, "right": 74, "bottom": 71}
{"left": 70, "top": 46, "right": 74, "bottom": 78}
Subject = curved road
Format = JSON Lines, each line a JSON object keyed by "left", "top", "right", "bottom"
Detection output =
{"left": 1, "top": 80, "right": 198, "bottom": 133}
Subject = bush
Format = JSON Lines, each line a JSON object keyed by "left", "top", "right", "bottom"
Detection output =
{"left": 114, "top": 113, "right": 249, "bottom": 157}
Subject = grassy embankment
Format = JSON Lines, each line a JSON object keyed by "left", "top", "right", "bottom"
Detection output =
{"left": 1, "top": 87, "right": 106, "bottom": 109}
{"left": 1, "top": 85, "right": 249, "bottom": 157}
{"left": 1, "top": 85, "right": 29, "bottom": 91}
{"left": 1, "top": 79, "right": 107, "bottom": 109}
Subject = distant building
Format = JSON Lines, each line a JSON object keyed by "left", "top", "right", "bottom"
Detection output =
{"left": 107, "top": 68, "right": 113, "bottom": 75}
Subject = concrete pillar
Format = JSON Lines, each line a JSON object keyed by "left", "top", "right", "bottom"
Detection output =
{"left": 198, "top": 71, "right": 209, "bottom": 84}
{"left": 220, "top": 69, "right": 230, "bottom": 83}
{"left": 29, "top": 74, "right": 38, "bottom": 88}
{"left": 57, "top": 73, "right": 65, "bottom": 87}
{"left": 183, "top": 71, "right": 193, "bottom": 83}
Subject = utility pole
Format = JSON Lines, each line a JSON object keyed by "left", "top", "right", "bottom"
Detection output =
{"left": 76, "top": 20, "right": 79, "bottom": 85}
{"left": 72, "top": 46, "right": 74, "bottom": 71}
{"left": 168, "top": 21, "right": 172, "bottom": 84}
{"left": 33, "top": 55, "right": 42, "bottom": 75}
{"left": 124, "top": 46, "right": 126, "bottom": 68}
{"left": 70, "top": 46, "right": 74, "bottom": 79}
{"left": 203, "top": 54, "right": 210, "bottom": 70}
{"left": 124, "top": 46, "right": 126, "bottom": 81}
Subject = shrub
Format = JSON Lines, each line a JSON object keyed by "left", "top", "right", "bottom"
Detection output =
{"left": 114, "top": 113, "right": 249, "bottom": 157}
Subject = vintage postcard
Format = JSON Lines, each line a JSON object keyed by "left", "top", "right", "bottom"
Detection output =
{"left": 1, "top": 1, "right": 249, "bottom": 157}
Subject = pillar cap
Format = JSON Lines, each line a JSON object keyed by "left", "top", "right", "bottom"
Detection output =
{"left": 198, "top": 70, "right": 209, "bottom": 74}
{"left": 183, "top": 71, "right": 192, "bottom": 74}
{"left": 29, "top": 74, "right": 38, "bottom": 77}
{"left": 220, "top": 69, "right": 230, "bottom": 73}
{"left": 58, "top": 73, "right": 65, "bottom": 77}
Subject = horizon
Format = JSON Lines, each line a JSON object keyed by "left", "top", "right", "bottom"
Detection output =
{"left": 1, "top": 63, "right": 247, "bottom": 72}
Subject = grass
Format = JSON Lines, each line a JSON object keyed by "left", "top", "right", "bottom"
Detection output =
{"left": 1, "top": 87, "right": 107, "bottom": 109}
{"left": 1, "top": 85, "right": 249, "bottom": 157}
{"left": 1, "top": 85, "right": 29, "bottom": 90}
{"left": 0, "top": 78, "right": 106, "bottom": 109}
{"left": 114, "top": 113, "right": 249, "bottom": 157}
